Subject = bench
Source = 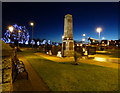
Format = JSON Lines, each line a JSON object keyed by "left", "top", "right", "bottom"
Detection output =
{"left": 12, "top": 59, "right": 28, "bottom": 83}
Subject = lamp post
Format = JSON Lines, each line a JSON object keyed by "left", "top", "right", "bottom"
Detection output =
{"left": 96, "top": 27, "right": 102, "bottom": 43}
{"left": 83, "top": 34, "right": 86, "bottom": 44}
{"left": 8, "top": 26, "right": 14, "bottom": 43}
{"left": 83, "top": 34, "right": 87, "bottom": 49}
{"left": 30, "top": 22, "right": 34, "bottom": 48}
{"left": 8, "top": 26, "right": 14, "bottom": 32}
{"left": 8, "top": 26, "right": 17, "bottom": 55}
{"left": 18, "top": 30, "right": 21, "bottom": 48}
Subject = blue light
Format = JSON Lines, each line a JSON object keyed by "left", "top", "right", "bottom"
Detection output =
{"left": 3, "top": 24, "right": 30, "bottom": 44}
{"left": 42, "top": 40, "right": 47, "bottom": 44}
{"left": 13, "top": 24, "right": 18, "bottom": 28}
{"left": 37, "top": 41, "right": 40, "bottom": 45}
{"left": 31, "top": 40, "right": 35, "bottom": 45}
{"left": 11, "top": 41, "right": 14, "bottom": 44}
{"left": 48, "top": 40, "right": 51, "bottom": 45}
{"left": 41, "top": 43, "right": 43, "bottom": 45}
{"left": 25, "top": 41, "right": 29, "bottom": 45}
{"left": 55, "top": 43, "right": 59, "bottom": 46}
{"left": 19, "top": 26, "right": 22, "bottom": 30}
{"left": 14, "top": 37, "right": 16, "bottom": 40}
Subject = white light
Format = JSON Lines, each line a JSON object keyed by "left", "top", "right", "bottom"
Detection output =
{"left": 30, "top": 22, "right": 34, "bottom": 26}
{"left": 8, "top": 26, "right": 14, "bottom": 32}
{"left": 46, "top": 52, "right": 49, "bottom": 54}
{"left": 77, "top": 44, "right": 79, "bottom": 46}
{"left": 62, "top": 35, "right": 64, "bottom": 39}
{"left": 96, "top": 27, "right": 102, "bottom": 33}
{"left": 25, "top": 41, "right": 29, "bottom": 45}
{"left": 82, "top": 38, "right": 85, "bottom": 41}
{"left": 102, "top": 37, "right": 105, "bottom": 40}
{"left": 18, "top": 30, "right": 21, "bottom": 33}
{"left": 37, "top": 41, "right": 40, "bottom": 45}
{"left": 83, "top": 34, "right": 86, "bottom": 36}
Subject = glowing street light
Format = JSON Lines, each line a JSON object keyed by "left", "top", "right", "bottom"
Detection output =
{"left": 102, "top": 37, "right": 105, "bottom": 40}
{"left": 82, "top": 33, "right": 87, "bottom": 49}
{"left": 82, "top": 38, "right": 85, "bottom": 41}
{"left": 82, "top": 34, "right": 86, "bottom": 42}
{"left": 18, "top": 30, "right": 21, "bottom": 33}
{"left": 83, "top": 34, "right": 86, "bottom": 36}
{"left": 30, "top": 22, "right": 34, "bottom": 48}
{"left": 96, "top": 27, "right": 102, "bottom": 42}
{"left": 18, "top": 30, "right": 21, "bottom": 48}
{"left": 8, "top": 26, "right": 14, "bottom": 32}
{"left": 30, "top": 22, "right": 34, "bottom": 26}
{"left": 62, "top": 35, "right": 64, "bottom": 39}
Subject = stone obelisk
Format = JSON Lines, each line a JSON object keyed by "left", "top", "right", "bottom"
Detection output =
{"left": 62, "top": 14, "right": 74, "bottom": 57}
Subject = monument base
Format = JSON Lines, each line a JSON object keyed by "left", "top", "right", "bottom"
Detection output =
{"left": 63, "top": 50, "right": 74, "bottom": 57}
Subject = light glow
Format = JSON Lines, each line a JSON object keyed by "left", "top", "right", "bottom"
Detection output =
{"left": 8, "top": 26, "right": 14, "bottom": 32}
{"left": 83, "top": 34, "right": 86, "bottom": 36}
{"left": 62, "top": 35, "right": 64, "bottom": 39}
{"left": 18, "top": 30, "right": 21, "bottom": 33}
{"left": 94, "top": 57, "right": 106, "bottom": 62}
{"left": 82, "top": 38, "right": 85, "bottom": 41}
{"left": 102, "top": 37, "right": 105, "bottom": 40}
{"left": 30, "top": 22, "right": 34, "bottom": 26}
{"left": 96, "top": 27, "right": 102, "bottom": 33}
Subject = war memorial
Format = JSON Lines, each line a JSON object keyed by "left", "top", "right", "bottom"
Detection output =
{"left": 1, "top": 2, "right": 119, "bottom": 92}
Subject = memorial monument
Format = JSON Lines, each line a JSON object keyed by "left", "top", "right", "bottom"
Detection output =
{"left": 62, "top": 14, "right": 74, "bottom": 57}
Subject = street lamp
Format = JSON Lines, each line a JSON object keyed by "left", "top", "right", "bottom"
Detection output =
{"left": 8, "top": 26, "right": 14, "bottom": 44}
{"left": 18, "top": 30, "right": 21, "bottom": 33}
{"left": 18, "top": 30, "right": 21, "bottom": 48}
{"left": 102, "top": 37, "right": 105, "bottom": 40}
{"left": 83, "top": 34, "right": 86, "bottom": 36}
{"left": 30, "top": 22, "right": 34, "bottom": 48}
{"left": 8, "top": 26, "right": 14, "bottom": 32}
{"left": 83, "top": 34, "right": 87, "bottom": 49}
{"left": 96, "top": 27, "right": 102, "bottom": 42}
{"left": 83, "top": 34, "right": 86, "bottom": 43}
{"left": 82, "top": 38, "right": 85, "bottom": 41}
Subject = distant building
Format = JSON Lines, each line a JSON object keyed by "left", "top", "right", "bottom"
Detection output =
{"left": 88, "top": 37, "right": 99, "bottom": 45}
{"left": 88, "top": 37, "right": 120, "bottom": 47}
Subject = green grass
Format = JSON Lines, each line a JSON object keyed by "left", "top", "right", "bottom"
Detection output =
{"left": 21, "top": 49, "right": 118, "bottom": 91}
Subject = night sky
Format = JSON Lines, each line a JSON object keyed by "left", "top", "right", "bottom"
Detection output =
{"left": 2, "top": 2, "right": 119, "bottom": 43}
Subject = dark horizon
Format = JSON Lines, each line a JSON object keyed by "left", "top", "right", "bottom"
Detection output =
{"left": 2, "top": 2, "right": 119, "bottom": 43}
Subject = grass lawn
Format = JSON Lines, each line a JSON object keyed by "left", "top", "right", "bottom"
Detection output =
{"left": 21, "top": 49, "right": 118, "bottom": 91}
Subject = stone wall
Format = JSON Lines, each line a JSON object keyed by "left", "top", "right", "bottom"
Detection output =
{"left": 2, "top": 56, "right": 13, "bottom": 92}
{"left": 1, "top": 40, "right": 14, "bottom": 92}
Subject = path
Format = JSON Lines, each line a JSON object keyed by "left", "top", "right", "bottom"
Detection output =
{"left": 13, "top": 52, "right": 50, "bottom": 91}
{"left": 35, "top": 53, "right": 119, "bottom": 69}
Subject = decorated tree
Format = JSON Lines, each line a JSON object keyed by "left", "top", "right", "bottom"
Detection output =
{"left": 2, "top": 24, "right": 30, "bottom": 45}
